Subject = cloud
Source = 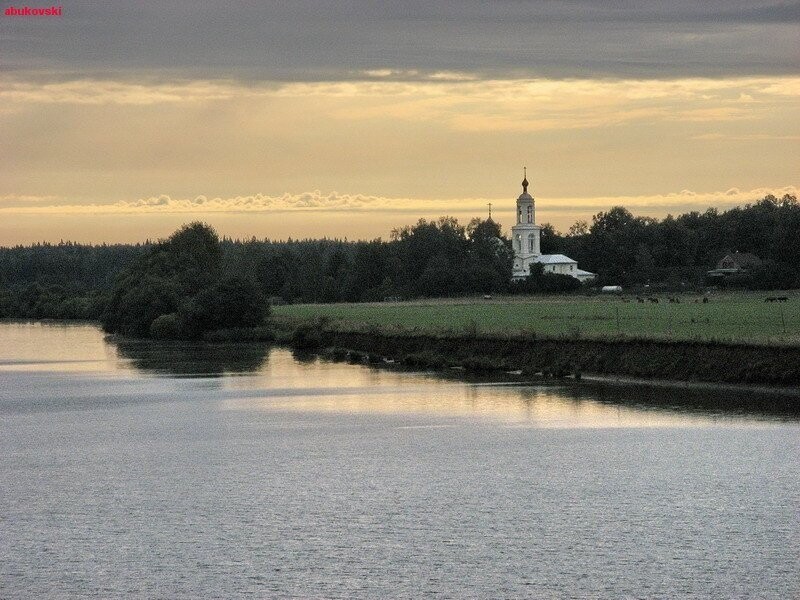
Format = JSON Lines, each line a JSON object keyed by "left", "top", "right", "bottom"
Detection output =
{"left": 690, "top": 133, "right": 800, "bottom": 140}
{"left": 7, "top": 74, "right": 785, "bottom": 137}
{"left": 540, "top": 186, "right": 800, "bottom": 215}
{"left": 0, "top": 191, "right": 401, "bottom": 214}
{"left": 1, "top": 1, "right": 797, "bottom": 80}
{"left": 1, "top": 187, "right": 795, "bottom": 217}
{"left": 0, "top": 79, "right": 252, "bottom": 105}
{"left": 0, "top": 194, "right": 63, "bottom": 203}
{"left": 0, "top": 73, "right": 795, "bottom": 212}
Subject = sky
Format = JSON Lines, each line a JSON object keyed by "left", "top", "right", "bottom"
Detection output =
{"left": 0, "top": 1, "right": 798, "bottom": 245}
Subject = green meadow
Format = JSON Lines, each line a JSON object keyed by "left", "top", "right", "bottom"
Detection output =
{"left": 273, "top": 292, "right": 800, "bottom": 345}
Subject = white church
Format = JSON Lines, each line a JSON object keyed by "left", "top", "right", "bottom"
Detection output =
{"left": 510, "top": 170, "right": 596, "bottom": 283}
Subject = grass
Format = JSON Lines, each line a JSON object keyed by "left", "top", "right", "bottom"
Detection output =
{"left": 272, "top": 291, "right": 800, "bottom": 345}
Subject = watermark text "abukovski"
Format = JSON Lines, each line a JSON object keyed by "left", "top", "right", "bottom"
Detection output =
{"left": 5, "top": 6, "right": 63, "bottom": 16}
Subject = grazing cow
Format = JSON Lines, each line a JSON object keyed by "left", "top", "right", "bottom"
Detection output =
{"left": 765, "top": 297, "right": 776, "bottom": 303}
{"left": 777, "top": 296, "right": 789, "bottom": 302}
{"left": 636, "top": 297, "right": 645, "bottom": 303}
{"left": 621, "top": 298, "right": 631, "bottom": 303}
{"left": 702, "top": 297, "right": 709, "bottom": 304}
{"left": 648, "top": 297, "right": 659, "bottom": 303}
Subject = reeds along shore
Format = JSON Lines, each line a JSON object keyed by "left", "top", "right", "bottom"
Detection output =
{"left": 277, "top": 321, "right": 800, "bottom": 386}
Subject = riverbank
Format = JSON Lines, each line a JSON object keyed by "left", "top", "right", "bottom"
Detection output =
{"left": 275, "top": 317, "right": 800, "bottom": 386}
{"left": 6, "top": 316, "right": 800, "bottom": 387}
{"left": 273, "top": 292, "right": 800, "bottom": 344}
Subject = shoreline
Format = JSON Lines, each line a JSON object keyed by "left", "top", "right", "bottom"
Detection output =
{"left": 5, "top": 318, "right": 800, "bottom": 393}
{"left": 574, "top": 373, "right": 800, "bottom": 398}
{"left": 278, "top": 319, "right": 800, "bottom": 388}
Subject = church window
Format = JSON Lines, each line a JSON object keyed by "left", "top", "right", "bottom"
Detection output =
{"left": 518, "top": 209, "right": 522, "bottom": 223}
{"left": 527, "top": 205, "right": 532, "bottom": 223}
{"left": 528, "top": 233, "right": 535, "bottom": 252}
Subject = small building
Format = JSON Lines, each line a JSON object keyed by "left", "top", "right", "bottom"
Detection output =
{"left": 535, "top": 254, "right": 597, "bottom": 283}
{"left": 706, "top": 252, "right": 762, "bottom": 280}
{"left": 510, "top": 170, "right": 596, "bottom": 283}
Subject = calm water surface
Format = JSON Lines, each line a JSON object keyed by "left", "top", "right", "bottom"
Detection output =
{"left": 1, "top": 322, "right": 798, "bottom": 598}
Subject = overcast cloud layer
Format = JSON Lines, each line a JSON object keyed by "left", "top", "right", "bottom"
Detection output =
{"left": 2, "top": 1, "right": 799, "bottom": 80}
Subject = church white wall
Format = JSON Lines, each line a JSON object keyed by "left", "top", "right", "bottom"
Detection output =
{"left": 512, "top": 255, "right": 584, "bottom": 280}
{"left": 509, "top": 175, "right": 591, "bottom": 282}
{"left": 543, "top": 263, "right": 577, "bottom": 276}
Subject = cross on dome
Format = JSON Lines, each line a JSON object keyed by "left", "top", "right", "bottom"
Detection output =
{"left": 522, "top": 166, "right": 529, "bottom": 193}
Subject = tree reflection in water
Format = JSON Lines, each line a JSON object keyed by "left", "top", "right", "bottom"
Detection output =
{"left": 110, "top": 335, "right": 799, "bottom": 420}
{"left": 111, "top": 338, "right": 270, "bottom": 376}
{"left": 553, "top": 379, "right": 800, "bottom": 421}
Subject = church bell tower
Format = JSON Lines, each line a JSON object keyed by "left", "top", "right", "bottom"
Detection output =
{"left": 511, "top": 167, "right": 541, "bottom": 277}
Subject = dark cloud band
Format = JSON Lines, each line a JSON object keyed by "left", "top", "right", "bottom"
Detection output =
{"left": 1, "top": 1, "right": 798, "bottom": 79}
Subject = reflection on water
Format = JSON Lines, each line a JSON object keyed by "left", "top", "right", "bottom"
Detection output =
{"left": 1, "top": 322, "right": 799, "bottom": 599}
{"left": 566, "top": 378, "right": 800, "bottom": 421}
{"left": 214, "top": 352, "right": 763, "bottom": 428}
{"left": 1, "top": 321, "right": 797, "bottom": 425}
{"left": 113, "top": 338, "right": 270, "bottom": 376}
{"left": 0, "top": 321, "right": 120, "bottom": 371}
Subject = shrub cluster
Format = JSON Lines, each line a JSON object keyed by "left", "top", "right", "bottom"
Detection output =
{"left": 101, "top": 223, "right": 269, "bottom": 340}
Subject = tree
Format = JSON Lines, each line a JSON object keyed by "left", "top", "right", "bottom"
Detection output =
{"left": 539, "top": 223, "right": 560, "bottom": 254}
{"left": 177, "top": 276, "right": 267, "bottom": 338}
{"left": 418, "top": 254, "right": 459, "bottom": 297}
{"left": 102, "top": 223, "right": 268, "bottom": 339}
{"left": 568, "top": 220, "right": 589, "bottom": 237}
{"left": 4, "top": 195, "right": 800, "bottom": 319}
{"left": 467, "top": 217, "right": 514, "bottom": 289}
{"left": 745, "top": 260, "right": 799, "bottom": 291}
{"left": 634, "top": 244, "right": 655, "bottom": 283}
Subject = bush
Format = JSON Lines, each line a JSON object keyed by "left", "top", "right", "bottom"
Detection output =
{"left": 149, "top": 313, "right": 183, "bottom": 340}
{"left": 202, "top": 326, "right": 276, "bottom": 342}
{"left": 746, "top": 260, "right": 799, "bottom": 291}
{"left": 461, "top": 356, "right": 499, "bottom": 373}
{"left": 102, "top": 223, "right": 271, "bottom": 339}
{"left": 511, "top": 263, "right": 583, "bottom": 294}
{"left": 291, "top": 324, "right": 325, "bottom": 349}
{"left": 179, "top": 276, "right": 267, "bottom": 339}
{"left": 102, "top": 275, "right": 179, "bottom": 336}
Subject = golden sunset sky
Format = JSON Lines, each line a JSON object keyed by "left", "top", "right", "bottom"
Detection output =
{"left": 1, "top": 1, "right": 797, "bottom": 244}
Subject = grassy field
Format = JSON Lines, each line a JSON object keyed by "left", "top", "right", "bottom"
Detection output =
{"left": 273, "top": 292, "right": 800, "bottom": 345}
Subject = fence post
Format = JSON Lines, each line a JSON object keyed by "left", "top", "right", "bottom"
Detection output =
{"left": 780, "top": 302, "right": 786, "bottom": 335}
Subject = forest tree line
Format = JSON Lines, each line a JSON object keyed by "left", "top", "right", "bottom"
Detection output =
{"left": 0, "top": 193, "right": 797, "bottom": 321}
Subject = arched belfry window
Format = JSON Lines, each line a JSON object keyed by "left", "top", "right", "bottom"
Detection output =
{"left": 527, "top": 205, "right": 533, "bottom": 223}
{"left": 518, "top": 208, "right": 522, "bottom": 224}
{"left": 515, "top": 234, "right": 521, "bottom": 251}
{"left": 528, "top": 233, "right": 535, "bottom": 252}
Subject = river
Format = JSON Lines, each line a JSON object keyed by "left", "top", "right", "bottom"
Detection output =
{"left": 1, "top": 322, "right": 798, "bottom": 598}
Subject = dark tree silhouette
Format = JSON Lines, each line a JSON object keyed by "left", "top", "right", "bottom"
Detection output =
{"left": 101, "top": 223, "right": 267, "bottom": 339}
{"left": 1, "top": 195, "right": 799, "bottom": 320}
